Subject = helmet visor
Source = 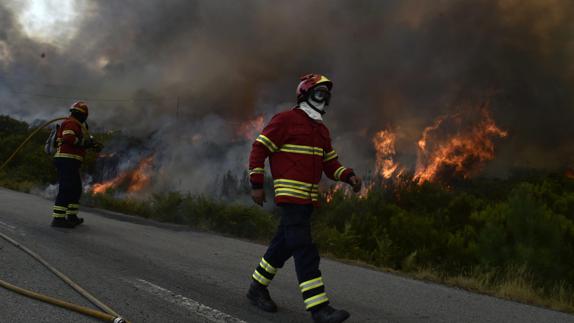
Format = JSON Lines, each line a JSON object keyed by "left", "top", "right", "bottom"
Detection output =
{"left": 310, "top": 86, "right": 331, "bottom": 104}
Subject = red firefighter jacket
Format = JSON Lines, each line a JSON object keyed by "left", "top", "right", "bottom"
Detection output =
{"left": 54, "top": 116, "right": 87, "bottom": 161}
{"left": 249, "top": 108, "right": 354, "bottom": 205}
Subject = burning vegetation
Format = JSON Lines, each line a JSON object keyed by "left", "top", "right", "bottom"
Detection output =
{"left": 373, "top": 130, "right": 405, "bottom": 180}
{"left": 88, "top": 101, "right": 508, "bottom": 199}
{"left": 326, "top": 102, "right": 508, "bottom": 200}
{"left": 91, "top": 154, "right": 155, "bottom": 195}
{"left": 413, "top": 104, "right": 508, "bottom": 185}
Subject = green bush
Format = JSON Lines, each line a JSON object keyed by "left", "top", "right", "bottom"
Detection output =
{"left": 2, "top": 115, "right": 573, "bottom": 309}
{"left": 86, "top": 192, "right": 277, "bottom": 241}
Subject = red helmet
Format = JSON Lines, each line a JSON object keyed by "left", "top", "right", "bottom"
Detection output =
{"left": 296, "top": 74, "right": 333, "bottom": 102}
{"left": 70, "top": 101, "right": 89, "bottom": 116}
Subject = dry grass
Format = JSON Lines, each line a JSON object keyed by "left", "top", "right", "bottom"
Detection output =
{"left": 409, "top": 266, "right": 574, "bottom": 314}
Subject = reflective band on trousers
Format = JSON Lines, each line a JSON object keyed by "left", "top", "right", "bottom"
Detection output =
{"left": 256, "top": 134, "right": 278, "bottom": 153}
{"left": 278, "top": 144, "right": 323, "bottom": 156}
{"left": 304, "top": 293, "right": 329, "bottom": 310}
{"left": 260, "top": 258, "right": 277, "bottom": 275}
{"left": 252, "top": 270, "right": 271, "bottom": 286}
{"left": 299, "top": 277, "right": 324, "bottom": 292}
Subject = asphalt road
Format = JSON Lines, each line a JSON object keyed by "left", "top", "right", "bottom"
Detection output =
{"left": 0, "top": 188, "right": 573, "bottom": 323}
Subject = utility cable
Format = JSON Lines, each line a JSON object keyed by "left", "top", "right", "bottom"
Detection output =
{"left": 0, "top": 230, "right": 129, "bottom": 323}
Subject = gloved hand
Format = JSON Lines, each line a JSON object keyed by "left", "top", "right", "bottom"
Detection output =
{"left": 90, "top": 141, "right": 104, "bottom": 153}
{"left": 83, "top": 136, "right": 103, "bottom": 152}
{"left": 251, "top": 188, "right": 266, "bottom": 206}
{"left": 349, "top": 175, "right": 362, "bottom": 193}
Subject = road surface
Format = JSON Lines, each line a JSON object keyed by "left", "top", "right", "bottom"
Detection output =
{"left": 0, "top": 188, "right": 572, "bottom": 322}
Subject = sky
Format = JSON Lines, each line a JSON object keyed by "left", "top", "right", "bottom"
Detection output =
{"left": 1, "top": 0, "right": 574, "bottom": 193}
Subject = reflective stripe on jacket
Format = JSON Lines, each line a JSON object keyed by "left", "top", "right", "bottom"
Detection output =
{"left": 54, "top": 117, "right": 87, "bottom": 161}
{"left": 249, "top": 108, "right": 354, "bottom": 205}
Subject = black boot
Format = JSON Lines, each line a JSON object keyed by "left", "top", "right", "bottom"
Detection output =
{"left": 247, "top": 281, "right": 278, "bottom": 312}
{"left": 311, "top": 305, "right": 350, "bottom": 323}
{"left": 67, "top": 215, "right": 84, "bottom": 227}
{"left": 51, "top": 217, "right": 76, "bottom": 228}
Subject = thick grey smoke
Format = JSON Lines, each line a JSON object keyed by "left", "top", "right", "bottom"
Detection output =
{"left": 1, "top": 0, "right": 574, "bottom": 194}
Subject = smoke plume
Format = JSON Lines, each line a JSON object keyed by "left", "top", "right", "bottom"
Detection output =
{"left": 1, "top": 0, "right": 573, "bottom": 194}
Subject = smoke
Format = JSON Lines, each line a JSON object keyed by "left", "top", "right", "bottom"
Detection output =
{"left": 1, "top": 0, "right": 574, "bottom": 194}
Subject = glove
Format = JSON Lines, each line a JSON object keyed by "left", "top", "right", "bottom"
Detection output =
{"left": 83, "top": 136, "right": 103, "bottom": 152}
{"left": 91, "top": 141, "right": 104, "bottom": 153}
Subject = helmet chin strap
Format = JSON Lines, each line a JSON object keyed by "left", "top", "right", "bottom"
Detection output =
{"left": 306, "top": 98, "right": 327, "bottom": 115}
{"left": 298, "top": 101, "right": 325, "bottom": 121}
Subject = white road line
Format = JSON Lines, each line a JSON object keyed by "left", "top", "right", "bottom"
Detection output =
{"left": 132, "top": 278, "right": 248, "bottom": 323}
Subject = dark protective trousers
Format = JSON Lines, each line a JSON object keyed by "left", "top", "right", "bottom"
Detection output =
{"left": 251, "top": 203, "right": 330, "bottom": 311}
{"left": 52, "top": 158, "right": 82, "bottom": 218}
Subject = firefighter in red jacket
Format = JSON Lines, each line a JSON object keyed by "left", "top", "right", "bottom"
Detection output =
{"left": 247, "top": 74, "right": 361, "bottom": 323}
{"left": 51, "top": 101, "right": 102, "bottom": 228}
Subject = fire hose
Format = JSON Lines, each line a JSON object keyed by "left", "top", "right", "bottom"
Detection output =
{"left": 0, "top": 117, "right": 66, "bottom": 173}
{"left": 0, "top": 117, "right": 129, "bottom": 322}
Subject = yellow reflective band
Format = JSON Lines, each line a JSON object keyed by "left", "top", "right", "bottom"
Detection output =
{"left": 256, "top": 134, "right": 278, "bottom": 152}
{"left": 274, "top": 185, "right": 319, "bottom": 194}
{"left": 62, "top": 130, "right": 76, "bottom": 136}
{"left": 334, "top": 166, "right": 346, "bottom": 181}
{"left": 304, "top": 293, "right": 329, "bottom": 310}
{"left": 274, "top": 180, "right": 319, "bottom": 193}
{"left": 52, "top": 213, "right": 66, "bottom": 218}
{"left": 53, "top": 206, "right": 68, "bottom": 212}
{"left": 278, "top": 144, "right": 323, "bottom": 156}
{"left": 252, "top": 271, "right": 271, "bottom": 286}
{"left": 299, "top": 277, "right": 324, "bottom": 292}
{"left": 68, "top": 204, "right": 79, "bottom": 208}
{"left": 323, "top": 150, "right": 338, "bottom": 162}
{"left": 260, "top": 258, "right": 277, "bottom": 275}
{"left": 275, "top": 188, "right": 319, "bottom": 199}
{"left": 275, "top": 192, "right": 319, "bottom": 202}
{"left": 249, "top": 168, "right": 265, "bottom": 176}
{"left": 274, "top": 179, "right": 317, "bottom": 188}
{"left": 54, "top": 153, "right": 84, "bottom": 161}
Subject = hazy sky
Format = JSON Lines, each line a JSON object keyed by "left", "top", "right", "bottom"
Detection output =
{"left": 1, "top": 0, "right": 574, "bottom": 191}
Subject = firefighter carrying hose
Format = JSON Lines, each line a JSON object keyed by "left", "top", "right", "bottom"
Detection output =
{"left": 247, "top": 74, "right": 361, "bottom": 323}
{"left": 51, "top": 101, "right": 102, "bottom": 228}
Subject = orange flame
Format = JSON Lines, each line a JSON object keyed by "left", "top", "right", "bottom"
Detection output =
{"left": 324, "top": 182, "right": 346, "bottom": 203}
{"left": 414, "top": 106, "right": 507, "bottom": 184}
{"left": 324, "top": 104, "right": 507, "bottom": 203}
{"left": 91, "top": 155, "right": 155, "bottom": 194}
{"left": 372, "top": 130, "right": 405, "bottom": 179}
